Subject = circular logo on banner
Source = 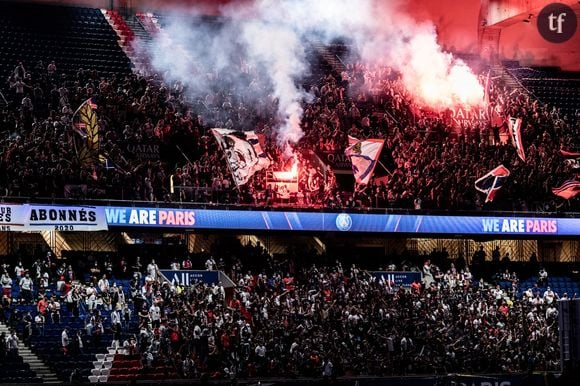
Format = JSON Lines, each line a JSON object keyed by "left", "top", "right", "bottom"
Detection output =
{"left": 335, "top": 213, "right": 353, "bottom": 231}
{"left": 537, "top": 3, "right": 577, "bottom": 43}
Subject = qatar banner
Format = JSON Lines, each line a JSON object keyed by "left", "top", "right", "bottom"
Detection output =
{"left": 104, "top": 206, "right": 580, "bottom": 236}
{"left": 448, "top": 105, "right": 489, "bottom": 127}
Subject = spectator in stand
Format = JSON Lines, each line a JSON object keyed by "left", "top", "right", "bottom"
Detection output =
{"left": 97, "top": 274, "right": 110, "bottom": 294}
{"left": 34, "top": 312, "right": 45, "bottom": 337}
{"left": 538, "top": 267, "right": 548, "bottom": 287}
{"left": 19, "top": 272, "right": 33, "bottom": 305}
{"left": 0, "top": 55, "right": 576, "bottom": 210}
{"left": 61, "top": 327, "right": 70, "bottom": 355}
{"left": 1, "top": 270, "right": 12, "bottom": 303}
{"left": 182, "top": 256, "right": 193, "bottom": 270}
{"left": 6, "top": 329, "right": 19, "bottom": 356}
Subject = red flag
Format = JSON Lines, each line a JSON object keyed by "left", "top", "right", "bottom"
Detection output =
{"left": 475, "top": 165, "right": 510, "bottom": 202}
{"left": 552, "top": 180, "right": 580, "bottom": 200}
{"left": 560, "top": 149, "right": 580, "bottom": 157}
{"left": 560, "top": 149, "right": 580, "bottom": 170}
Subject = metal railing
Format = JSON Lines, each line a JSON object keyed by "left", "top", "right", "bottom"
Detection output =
{"left": 1, "top": 194, "right": 578, "bottom": 218}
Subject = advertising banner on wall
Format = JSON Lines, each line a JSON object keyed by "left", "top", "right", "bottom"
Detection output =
{"left": 370, "top": 271, "right": 423, "bottom": 288}
{"left": 0, "top": 204, "right": 28, "bottom": 231}
{"left": 1, "top": 203, "right": 579, "bottom": 237}
{"left": 0, "top": 204, "right": 108, "bottom": 231}
{"left": 25, "top": 205, "right": 108, "bottom": 231}
{"left": 104, "top": 206, "right": 580, "bottom": 236}
{"left": 160, "top": 270, "right": 220, "bottom": 286}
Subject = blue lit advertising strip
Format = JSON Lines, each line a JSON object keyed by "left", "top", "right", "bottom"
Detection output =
{"left": 104, "top": 207, "right": 580, "bottom": 236}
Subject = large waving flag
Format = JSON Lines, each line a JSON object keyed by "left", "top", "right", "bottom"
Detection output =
{"left": 475, "top": 165, "right": 510, "bottom": 202}
{"left": 560, "top": 149, "right": 580, "bottom": 170}
{"left": 552, "top": 180, "right": 580, "bottom": 200}
{"left": 72, "top": 98, "right": 100, "bottom": 166}
{"left": 345, "top": 136, "right": 385, "bottom": 185}
{"left": 508, "top": 117, "right": 525, "bottom": 161}
{"left": 212, "top": 129, "right": 271, "bottom": 186}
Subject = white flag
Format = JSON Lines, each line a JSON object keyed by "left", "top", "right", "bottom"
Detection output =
{"left": 345, "top": 136, "right": 385, "bottom": 185}
{"left": 211, "top": 129, "right": 270, "bottom": 186}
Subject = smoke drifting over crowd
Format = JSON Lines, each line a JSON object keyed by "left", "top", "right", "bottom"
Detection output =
{"left": 139, "top": 0, "right": 484, "bottom": 146}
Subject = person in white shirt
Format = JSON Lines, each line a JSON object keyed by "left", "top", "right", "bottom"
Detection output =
{"left": 546, "top": 305, "right": 558, "bottom": 320}
{"left": 34, "top": 313, "right": 45, "bottom": 336}
{"left": 205, "top": 257, "right": 216, "bottom": 271}
{"left": 14, "top": 261, "right": 25, "bottom": 279}
{"left": 524, "top": 288, "right": 534, "bottom": 300}
{"left": 19, "top": 273, "right": 33, "bottom": 304}
{"left": 538, "top": 268, "right": 548, "bottom": 287}
{"left": 61, "top": 328, "right": 70, "bottom": 355}
{"left": 85, "top": 284, "right": 97, "bottom": 311}
{"left": 147, "top": 259, "right": 159, "bottom": 281}
{"left": 97, "top": 274, "right": 110, "bottom": 294}
{"left": 149, "top": 303, "right": 161, "bottom": 328}
{"left": 1, "top": 270, "right": 12, "bottom": 300}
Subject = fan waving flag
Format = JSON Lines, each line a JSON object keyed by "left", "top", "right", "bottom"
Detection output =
{"left": 508, "top": 117, "right": 526, "bottom": 161}
{"left": 212, "top": 128, "right": 271, "bottom": 186}
{"left": 560, "top": 149, "right": 580, "bottom": 170}
{"left": 475, "top": 165, "right": 510, "bottom": 202}
{"left": 72, "top": 98, "right": 100, "bottom": 167}
{"left": 552, "top": 180, "right": 580, "bottom": 200}
{"left": 345, "top": 136, "right": 385, "bottom": 185}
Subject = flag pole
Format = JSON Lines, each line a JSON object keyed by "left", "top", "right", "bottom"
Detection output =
{"left": 176, "top": 145, "right": 194, "bottom": 168}
{"left": 207, "top": 133, "right": 242, "bottom": 193}
{"left": 378, "top": 160, "right": 394, "bottom": 176}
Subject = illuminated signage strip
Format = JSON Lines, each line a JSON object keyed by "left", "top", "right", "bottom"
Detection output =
{"left": 1, "top": 203, "right": 578, "bottom": 235}
{"left": 104, "top": 207, "right": 580, "bottom": 236}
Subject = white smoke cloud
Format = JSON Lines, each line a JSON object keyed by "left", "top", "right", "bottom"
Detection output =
{"left": 138, "top": 0, "right": 483, "bottom": 146}
{"left": 240, "top": 20, "right": 307, "bottom": 148}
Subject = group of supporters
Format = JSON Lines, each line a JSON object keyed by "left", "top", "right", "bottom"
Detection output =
{"left": 0, "top": 241, "right": 565, "bottom": 379}
{"left": 1, "top": 53, "right": 578, "bottom": 211}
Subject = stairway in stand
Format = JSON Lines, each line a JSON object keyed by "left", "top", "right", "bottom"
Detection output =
{"left": 0, "top": 321, "right": 61, "bottom": 383}
{"left": 491, "top": 64, "right": 529, "bottom": 93}
{"left": 101, "top": 9, "right": 140, "bottom": 73}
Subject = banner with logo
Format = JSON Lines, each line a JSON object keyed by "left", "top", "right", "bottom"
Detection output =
{"left": 448, "top": 105, "right": 490, "bottom": 127}
{"left": 370, "top": 271, "right": 423, "bottom": 288}
{"left": 123, "top": 141, "right": 162, "bottom": 161}
{"left": 316, "top": 150, "right": 352, "bottom": 173}
{"left": 160, "top": 270, "right": 219, "bottom": 286}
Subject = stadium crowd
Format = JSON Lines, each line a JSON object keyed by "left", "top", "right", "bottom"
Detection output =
{"left": 1, "top": 242, "right": 564, "bottom": 379}
{"left": 1, "top": 53, "right": 578, "bottom": 211}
